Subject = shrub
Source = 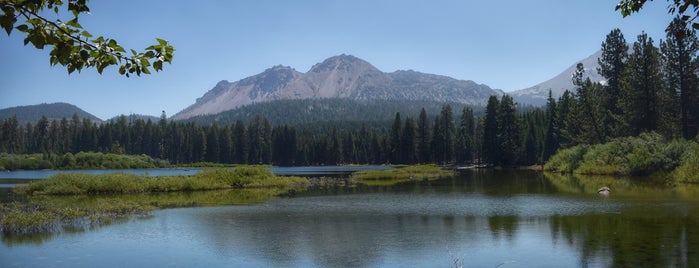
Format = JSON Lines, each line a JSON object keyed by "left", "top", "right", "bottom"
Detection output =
{"left": 543, "top": 145, "right": 588, "bottom": 173}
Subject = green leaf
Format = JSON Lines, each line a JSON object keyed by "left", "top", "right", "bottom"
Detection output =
{"left": 66, "top": 18, "right": 82, "bottom": 29}
{"left": 15, "top": 24, "right": 28, "bottom": 32}
{"left": 81, "top": 30, "right": 92, "bottom": 38}
{"left": 153, "top": 60, "right": 163, "bottom": 71}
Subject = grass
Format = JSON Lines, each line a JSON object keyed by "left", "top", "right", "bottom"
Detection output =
{"left": 1, "top": 166, "right": 308, "bottom": 235}
{"left": 351, "top": 164, "right": 452, "bottom": 186}
{"left": 18, "top": 165, "right": 308, "bottom": 195}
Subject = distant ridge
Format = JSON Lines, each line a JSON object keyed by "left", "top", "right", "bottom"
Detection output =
{"left": 172, "top": 54, "right": 503, "bottom": 120}
{"left": 0, "top": 102, "right": 102, "bottom": 124}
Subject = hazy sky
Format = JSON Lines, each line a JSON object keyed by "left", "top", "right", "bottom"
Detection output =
{"left": 0, "top": 0, "right": 673, "bottom": 119}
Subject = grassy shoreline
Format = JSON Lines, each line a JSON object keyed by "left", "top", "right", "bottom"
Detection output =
{"left": 1, "top": 166, "right": 308, "bottom": 235}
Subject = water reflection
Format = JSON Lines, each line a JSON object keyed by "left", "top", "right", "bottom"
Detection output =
{"left": 1, "top": 170, "right": 699, "bottom": 267}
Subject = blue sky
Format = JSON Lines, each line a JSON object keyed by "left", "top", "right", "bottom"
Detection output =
{"left": 0, "top": 0, "right": 672, "bottom": 119}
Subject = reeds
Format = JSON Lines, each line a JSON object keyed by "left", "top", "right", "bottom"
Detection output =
{"left": 20, "top": 166, "right": 308, "bottom": 195}
{"left": 351, "top": 164, "right": 452, "bottom": 185}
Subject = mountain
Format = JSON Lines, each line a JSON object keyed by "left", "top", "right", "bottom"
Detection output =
{"left": 172, "top": 54, "right": 502, "bottom": 120}
{"left": 510, "top": 50, "right": 605, "bottom": 106}
{"left": 0, "top": 102, "right": 103, "bottom": 125}
{"left": 182, "top": 98, "right": 485, "bottom": 127}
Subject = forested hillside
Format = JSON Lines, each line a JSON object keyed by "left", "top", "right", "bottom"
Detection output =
{"left": 181, "top": 98, "right": 484, "bottom": 126}
{"left": 0, "top": 103, "right": 102, "bottom": 125}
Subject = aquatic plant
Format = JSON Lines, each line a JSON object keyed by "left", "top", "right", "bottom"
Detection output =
{"left": 351, "top": 164, "right": 451, "bottom": 186}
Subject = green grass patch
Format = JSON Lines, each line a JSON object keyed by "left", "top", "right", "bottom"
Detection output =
{"left": 351, "top": 165, "right": 452, "bottom": 186}
{"left": 20, "top": 166, "right": 308, "bottom": 195}
{"left": 1, "top": 166, "right": 308, "bottom": 235}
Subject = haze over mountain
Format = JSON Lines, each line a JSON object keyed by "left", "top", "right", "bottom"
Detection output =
{"left": 172, "top": 55, "right": 503, "bottom": 120}
{"left": 510, "top": 50, "right": 606, "bottom": 106}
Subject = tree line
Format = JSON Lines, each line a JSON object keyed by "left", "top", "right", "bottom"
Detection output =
{"left": 0, "top": 102, "right": 548, "bottom": 166}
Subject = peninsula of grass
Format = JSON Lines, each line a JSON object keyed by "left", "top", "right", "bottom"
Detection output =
{"left": 1, "top": 166, "right": 308, "bottom": 235}
{"left": 351, "top": 164, "right": 452, "bottom": 186}
{"left": 18, "top": 165, "right": 308, "bottom": 195}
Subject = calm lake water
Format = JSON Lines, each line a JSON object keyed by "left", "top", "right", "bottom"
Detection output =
{"left": 1, "top": 169, "right": 698, "bottom": 267}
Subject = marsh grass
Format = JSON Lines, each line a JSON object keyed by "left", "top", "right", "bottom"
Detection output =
{"left": 2, "top": 166, "right": 308, "bottom": 235}
{"left": 20, "top": 166, "right": 308, "bottom": 195}
{"left": 351, "top": 165, "right": 452, "bottom": 186}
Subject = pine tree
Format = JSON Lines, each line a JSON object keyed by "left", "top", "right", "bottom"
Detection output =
{"left": 497, "top": 95, "right": 520, "bottom": 165}
{"left": 598, "top": 28, "right": 628, "bottom": 137}
{"left": 389, "top": 112, "right": 402, "bottom": 164}
{"left": 542, "top": 90, "right": 559, "bottom": 161}
{"left": 416, "top": 108, "right": 432, "bottom": 163}
{"left": 482, "top": 96, "right": 500, "bottom": 165}
{"left": 662, "top": 18, "right": 699, "bottom": 139}
{"left": 456, "top": 107, "right": 474, "bottom": 164}
{"left": 573, "top": 63, "right": 606, "bottom": 143}
{"left": 233, "top": 120, "right": 248, "bottom": 164}
{"left": 620, "top": 32, "right": 663, "bottom": 135}
{"left": 401, "top": 117, "right": 417, "bottom": 164}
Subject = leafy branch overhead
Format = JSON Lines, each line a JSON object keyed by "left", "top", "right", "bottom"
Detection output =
{"left": 616, "top": 0, "right": 699, "bottom": 29}
{"left": 0, "top": 0, "right": 174, "bottom": 77}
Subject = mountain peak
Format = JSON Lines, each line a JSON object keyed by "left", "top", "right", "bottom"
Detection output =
{"left": 172, "top": 55, "right": 501, "bottom": 120}
{"left": 309, "top": 54, "right": 379, "bottom": 73}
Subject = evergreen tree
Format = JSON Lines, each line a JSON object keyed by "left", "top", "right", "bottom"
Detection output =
{"left": 482, "top": 96, "right": 500, "bottom": 164}
{"left": 456, "top": 107, "right": 474, "bottom": 164}
{"left": 233, "top": 120, "right": 248, "bottom": 164}
{"left": 389, "top": 112, "right": 402, "bottom": 163}
{"left": 497, "top": 95, "right": 520, "bottom": 165}
{"left": 416, "top": 108, "right": 432, "bottom": 163}
{"left": 542, "top": 90, "right": 559, "bottom": 161}
{"left": 401, "top": 117, "right": 417, "bottom": 164}
{"left": 620, "top": 32, "right": 663, "bottom": 135}
{"left": 573, "top": 63, "right": 606, "bottom": 143}
{"left": 598, "top": 28, "right": 628, "bottom": 137}
{"left": 662, "top": 17, "right": 699, "bottom": 139}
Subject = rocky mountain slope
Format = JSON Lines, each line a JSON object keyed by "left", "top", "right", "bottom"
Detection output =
{"left": 172, "top": 54, "right": 502, "bottom": 120}
{"left": 509, "top": 50, "right": 605, "bottom": 106}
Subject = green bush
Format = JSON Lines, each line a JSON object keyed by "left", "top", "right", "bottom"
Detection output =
{"left": 545, "top": 132, "right": 699, "bottom": 182}
{"left": 674, "top": 142, "right": 699, "bottom": 183}
{"left": 544, "top": 145, "right": 589, "bottom": 173}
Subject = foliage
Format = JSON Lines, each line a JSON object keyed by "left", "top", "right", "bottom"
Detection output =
{"left": 674, "top": 141, "right": 699, "bottom": 183}
{"left": 543, "top": 144, "right": 589, "bottom": 173}
{"left": 616, "top": 0, "right": 699, "bottom": 29}
{"left": 0, "top": 0, "right": 174, "bottom": 76}
{"left": 545, "top": 132, "right": 698, "bottom": 181}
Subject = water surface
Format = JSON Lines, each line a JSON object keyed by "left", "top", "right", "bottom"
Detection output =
{"left": 1, "top": 170, "right": 697, "bottom": 267}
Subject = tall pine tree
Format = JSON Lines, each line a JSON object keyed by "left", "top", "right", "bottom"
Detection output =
{"left": 662, "top": 18, "right": 699, "bottom": 139}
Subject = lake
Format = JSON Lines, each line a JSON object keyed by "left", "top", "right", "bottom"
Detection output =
{"left": 1, "top": 169, "right": 698, "bottom": 267}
